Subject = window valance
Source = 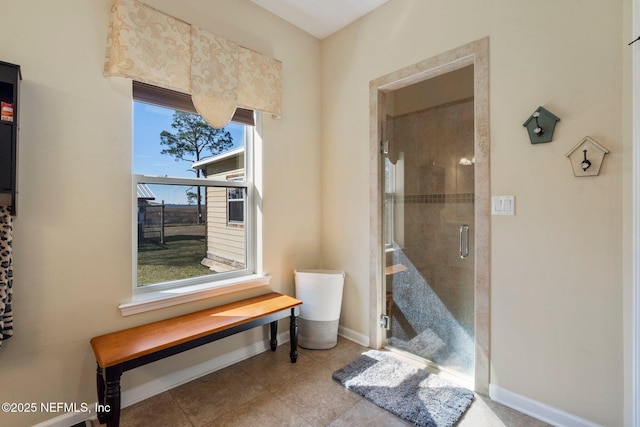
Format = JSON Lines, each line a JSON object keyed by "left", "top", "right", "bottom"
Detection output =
{"left": 104, "top": 0, "right": 282, "bottom": 128}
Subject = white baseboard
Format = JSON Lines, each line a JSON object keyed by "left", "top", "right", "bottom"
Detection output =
{"left": 33, "top": 415, "right": 91, "bottom": 427}
{"left": 489, "top": 384, "right": 603, "bottom": 427}
{"left": 33, "top": 333, "right": 290, "bottom": 427}
{"left": 338, "top": 325, "right": 370, "bottom": 347}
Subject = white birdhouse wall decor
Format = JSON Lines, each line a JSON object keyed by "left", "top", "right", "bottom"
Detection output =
{"left": 565, "top": 136, "right": 609, "bottom": 177}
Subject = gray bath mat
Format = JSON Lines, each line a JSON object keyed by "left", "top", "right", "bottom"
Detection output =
{"left": 332, "top": 350, "right": 474, "bottom": 427}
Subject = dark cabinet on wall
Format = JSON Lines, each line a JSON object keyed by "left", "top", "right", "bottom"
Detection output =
{"left": 0, "top": 61, "right": 20, "bottom": 215}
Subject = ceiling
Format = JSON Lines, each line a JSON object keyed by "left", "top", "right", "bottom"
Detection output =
{"left": 250, "top": 0, "right": 389, "bottom": 39}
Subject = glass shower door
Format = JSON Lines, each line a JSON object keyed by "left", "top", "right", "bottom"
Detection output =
{"left": 382, "top": 99, "right": 475, "bottom": 380}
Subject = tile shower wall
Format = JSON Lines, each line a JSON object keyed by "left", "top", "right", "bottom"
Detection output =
{"left": 387, "top": 98, "right": 475, "bottom": 377}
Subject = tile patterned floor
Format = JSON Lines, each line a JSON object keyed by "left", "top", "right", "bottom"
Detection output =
{"left": 107, "top": 337, "right": 551, "bottom": 427}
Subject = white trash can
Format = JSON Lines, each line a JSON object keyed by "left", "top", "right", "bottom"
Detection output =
{"left": 294, "top": 269, "right": 345, "bottom": 349}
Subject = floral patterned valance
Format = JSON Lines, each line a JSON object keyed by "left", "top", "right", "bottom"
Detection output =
{"left": 104, "top": 0, "right": 282, "bottom": 128}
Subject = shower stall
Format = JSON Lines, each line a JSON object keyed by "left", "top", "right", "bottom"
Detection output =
{"left": 381, "top": 66, "right": 476, "bottom": 382}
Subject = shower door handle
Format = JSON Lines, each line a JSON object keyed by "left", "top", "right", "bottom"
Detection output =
{"left": 459, "top": 224, "right": 470, "bottom": 259}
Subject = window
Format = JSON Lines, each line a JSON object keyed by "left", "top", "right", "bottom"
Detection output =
{"left": 227, "top": 177, "right": 244, "bottom": 224}
{"left": 133, "top": 82, "right": 255, "bottom": 291}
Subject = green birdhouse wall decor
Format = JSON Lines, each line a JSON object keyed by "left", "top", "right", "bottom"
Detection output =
{"left": 522, "top": 106, "right": 560, "bottom": 144}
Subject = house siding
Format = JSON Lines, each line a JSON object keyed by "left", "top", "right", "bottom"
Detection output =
{"left": 205, "top": 168, "right": 245, "bottom": 269}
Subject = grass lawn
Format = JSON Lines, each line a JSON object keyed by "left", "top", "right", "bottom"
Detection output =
{"left": 137, "top": 224, "right": 212, "bottom": 286}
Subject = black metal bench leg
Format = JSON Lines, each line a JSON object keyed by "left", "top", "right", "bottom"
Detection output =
{"left": 289, "top": 308, "right": 298, "bottom": 363}
{"left": 270, "top": 321, "right": 278, "bottom": 351}
{"left": 104, "top": 364, "right": 123, "bottom": 427}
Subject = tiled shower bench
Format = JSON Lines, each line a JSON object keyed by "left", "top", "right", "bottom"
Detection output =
{"left": 90, "top": 292, "right": 302, "bottom": 427}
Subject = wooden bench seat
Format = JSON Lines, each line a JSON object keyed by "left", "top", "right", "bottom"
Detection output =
{"left": 90, "top": 292, "right": 302, "bottom": 427}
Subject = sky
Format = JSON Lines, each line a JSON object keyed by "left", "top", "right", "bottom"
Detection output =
{"left": 133, "top": 101, "right": 245, "bottom": 204}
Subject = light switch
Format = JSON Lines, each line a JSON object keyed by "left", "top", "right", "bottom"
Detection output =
{"left": 492, "top": 195, "right": 515, "bottom": 216}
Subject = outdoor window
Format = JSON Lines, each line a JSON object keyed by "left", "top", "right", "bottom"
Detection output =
{"left": 227, "top": 178, "right": 245, "bottom": 224}
{"left": 133, "top": 82, "right": 255, "bottom": 291}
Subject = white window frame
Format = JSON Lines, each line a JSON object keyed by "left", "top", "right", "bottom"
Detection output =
{"left": 120, "top": 93, "right": 265, "bottom": 316}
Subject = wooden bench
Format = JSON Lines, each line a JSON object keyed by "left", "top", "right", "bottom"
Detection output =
{"left": 90, "top": 292, "right": 302, "bottom": 427}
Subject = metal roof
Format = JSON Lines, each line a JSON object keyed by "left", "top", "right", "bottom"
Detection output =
{"left": 136, "top": 183, "right": 156, "bottom": 200}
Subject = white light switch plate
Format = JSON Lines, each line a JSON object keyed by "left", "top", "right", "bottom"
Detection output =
{"left": 492, "top": 195, "right": 515, "bottom": 216}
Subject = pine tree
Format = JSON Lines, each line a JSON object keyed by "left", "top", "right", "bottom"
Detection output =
{"left": 160, "top": 111, "right": 233, "bottom": 223}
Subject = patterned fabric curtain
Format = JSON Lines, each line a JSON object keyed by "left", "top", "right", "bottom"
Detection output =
{"left": 103, "top": 0, "right": 191, "bottom": 94}
{"left": 104, "top": 0, "right": 282, "bottom": 128}
{"left": 0, "top": 206, "right": 13, "bottom": 348}
{"left": 190, "top": 26, "right": 240, "bottom": 129}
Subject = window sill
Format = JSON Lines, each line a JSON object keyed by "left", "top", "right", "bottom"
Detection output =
{"left": 118, "top": 274, "right": 271, "bottom": 316}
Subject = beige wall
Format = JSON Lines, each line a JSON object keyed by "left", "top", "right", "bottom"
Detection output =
{"left": 0, "top": 0, "right": 321, "bottom": 425}
{"left": 320, "top": 0, "right": 624, "bottom": 426}
{"left": 0, "top": 0, "right": 632, "bottom": 425}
